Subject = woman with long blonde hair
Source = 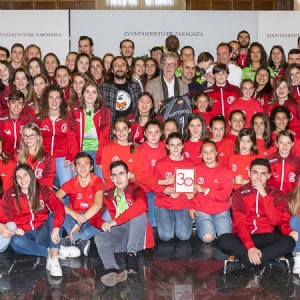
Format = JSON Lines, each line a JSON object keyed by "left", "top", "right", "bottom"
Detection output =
{"left": 17, "top": 122, "right": 56, "bottom": 189}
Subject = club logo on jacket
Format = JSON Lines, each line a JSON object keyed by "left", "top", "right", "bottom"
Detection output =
{"left": 258, "top": 98, "right": 264, "bottom": 106}
{"left": 35, "top": 168, "right": 43, "bottom": 179}
{"left": 77, "top": 193, "right": 82, "bottom": 200}
{"left": 41, "top": 125, "right": 50, "bottom": 131}
{"left": 232, "top": 164, "right": 237, "bottom": 172}
{"left": 227, "top": 96, "right": 236, "bottom": 104}
{"left": 61, "top": 124, "right": 67, "bottom": 133}
{"left": 289, "top": 172, "right": 296, "bottom": 182}
{"left": 184, "top": 152, "right": 190, "bottom": 158}
{"left": 198, "top": 177, "right": 204, "bottom": 184}
{"left": 112, "top": 156, "right": 120, "bottom": 162}
{"left": 126, "top": 198, "right": 133, "bottom": 205}
{"left": 151, "top": 159, "right": 156, "bottom": 167}
{"left": 165, "top": 172, "right": 172, "bottom": 178}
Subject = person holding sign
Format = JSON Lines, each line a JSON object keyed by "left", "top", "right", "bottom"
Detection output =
{"left": 188, "top": 140, "right": 233, "bottom": 243}
{"left": 153, "top": 132, "right": 194, "bottom": 241}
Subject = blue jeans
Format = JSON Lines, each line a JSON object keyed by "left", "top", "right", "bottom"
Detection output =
{"left": 63, "top": 214, "right": 99, "bottom": 242}
{"left": 82, "top": 150, "right": 103, "bottom": 180}
{"left": 195, "top": 209, "right": 232, "bottom": 241}
{"left": 0, "top": 222, "right": 16, "bottom": 252}
{"left": 290, "top": 215, "right": 300, "bottom": 253}
{"left": 55, "top": 157, "right": 73, "bottom": 187}
{"left": 154, "top": 207, "right": 193, "bottom": 241}
{"left": 10, "top": 213, "right": 61, "bottom": 257}
{"left": 146, "top": 192, "right": 156, "bottom": 227}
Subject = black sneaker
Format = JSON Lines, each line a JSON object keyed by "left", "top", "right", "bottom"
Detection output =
{"left": 100, "top": 267, "right": 128, "bottom": 287}
{"left": 224, "top": 256, "right": 245, "bottom": 274}
{"left": 76, "top": 240, "right": 91, "bottom": 256}
{"left": 268, "top": 258, "right": 290, "bottom": 273}
{"left": 127, "top": 252, "right": 138, "bottom": 274}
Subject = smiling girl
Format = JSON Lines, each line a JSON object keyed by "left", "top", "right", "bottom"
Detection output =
{"left": 184, "top": 114, "right": 208, "bottom": 164}
{"left": 228, "top": 128, "right": 258, "bottom": 190}
{"left": 17, "top": 123, "right": 56, "bottom": 189}
{"left": 188, "top": 140, "right": 233, "bottom": 243}
{"left": 127, "top": 92, "right": 163, "bottom": 144}
{"left": 154, "top": 132, "right": 194, "bottom": 241}
{"left": 67, "top": 80, "right": 110, "bottom": 179}
{"left": 37, "top": 85, "right": 73, "bottom": 188}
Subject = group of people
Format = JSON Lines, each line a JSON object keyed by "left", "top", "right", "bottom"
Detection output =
{"left": 0, "top": 30, "right": 300, "bottom": 287}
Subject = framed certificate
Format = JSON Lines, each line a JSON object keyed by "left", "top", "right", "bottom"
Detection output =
{"left": 174, "top": 168, "right": 195, "bottom": 194}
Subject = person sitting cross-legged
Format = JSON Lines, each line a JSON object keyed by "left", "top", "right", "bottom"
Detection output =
{"left": 218, "top": 158, "right": 296, "bottom": 273}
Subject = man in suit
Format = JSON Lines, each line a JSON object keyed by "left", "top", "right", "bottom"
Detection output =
{"left": 145, "top": 51, "right": 188, "bottom": 108}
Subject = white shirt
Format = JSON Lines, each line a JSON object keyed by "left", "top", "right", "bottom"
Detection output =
{"left": 163, "top": 76, "right": 175, "bottom": 98}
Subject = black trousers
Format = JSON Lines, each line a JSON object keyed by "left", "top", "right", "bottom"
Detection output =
{"left": 218, "top": 232, "right": 295, "bottom": 268}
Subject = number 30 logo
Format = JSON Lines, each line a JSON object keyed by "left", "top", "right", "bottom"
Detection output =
{"left": 176, "top": 172, "right": 193, "bottom": 187}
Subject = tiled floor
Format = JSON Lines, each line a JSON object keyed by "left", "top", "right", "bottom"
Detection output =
{"left": 0, "top": 236, "right": 299, "bottom": 299}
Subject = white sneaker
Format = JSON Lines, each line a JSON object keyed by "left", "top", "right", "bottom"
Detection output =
{"left": 59, "top": 245, "right": 81, "bottom": 258}
{"left": 46, "top": 256, "right": 62, "bottom": 277}
{"left": 293, "top": 256, "right": 300, "bottom": 274}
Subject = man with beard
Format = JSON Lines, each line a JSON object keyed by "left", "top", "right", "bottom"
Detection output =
{"left": 229, "top": 41, "right": 240, "bottom": 65}
{"left": 100, "top": 56, "right": 141, "bottom": 133}
{"left": 237, "top": 30, "right": 250, "bottom": 68}
{"left": 180, "top": 59, "right": 204, "bottom": 97}
{"left": 120, "top": 39, "right": 135, "bottom": 67}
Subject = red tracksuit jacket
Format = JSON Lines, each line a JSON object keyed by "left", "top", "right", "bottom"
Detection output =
{"left": 205, "top": 81, "right": 241, "bottom": 118}
{"left": 67, "top": 103, "right": 110, "bottom": 165}
{"left": 214, "top": 136, "right": 235, "bottom": 165}
{"left": 0, "top": 184, "right": 65, "bottom": 231}
{"left": 267, "top": 151, "right": 300, "bottom": 194}
{"left": 127, "top": 113, "right": 164, "bottom": 144}
{"left": 90, "top": 182, "right": 155, "bottom": 249}
{"left": 232, "top": 183, "right": 292, "bottom": 250}
{"left": 267, "top": 98, "right": 300, "bottom": 137}
{"left": 37, "top": 117, "right": 69, "bottom": 158}
{"left": 0, "top": 110, "right": 33, "bottom": 155}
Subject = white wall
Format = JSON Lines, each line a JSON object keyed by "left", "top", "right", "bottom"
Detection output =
{"left": 70, "top": 10, "right": 258, "bottom": 59}
{"left": 0, "top": 10, "right": 69, "bottom": 63}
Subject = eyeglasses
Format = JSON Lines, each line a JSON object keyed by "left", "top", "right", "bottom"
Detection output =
{"left": 257, "top": 73, "right": 268, "bottom": 78}
{"left": 161, "top": 63, "right": 177, "bottom": 69}
{"left": 22, "top": 134, "right": 38, "bottom": 140}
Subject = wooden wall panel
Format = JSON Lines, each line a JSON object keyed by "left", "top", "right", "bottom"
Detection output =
{"left": 0, "top": 0, "right": 294, "bottom": 10}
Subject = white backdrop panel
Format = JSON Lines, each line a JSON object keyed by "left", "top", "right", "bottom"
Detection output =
{"left": 70, "top": 10, "right": 258, "bottom": 59}
{"left": 0, "top": 10, "right": 69, "bottom": 64}
{"left": 258, "top": 11, "right": 300, "bottom": 55}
